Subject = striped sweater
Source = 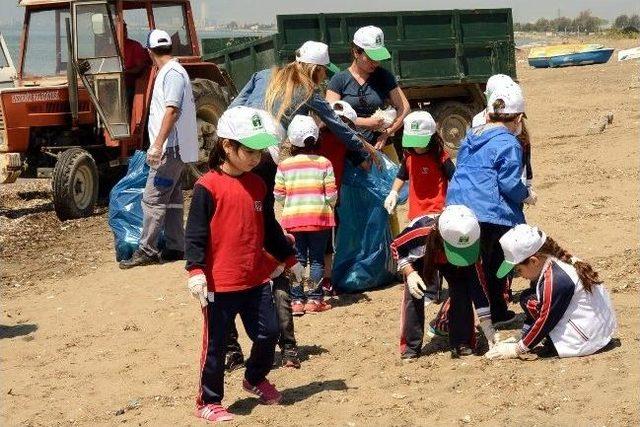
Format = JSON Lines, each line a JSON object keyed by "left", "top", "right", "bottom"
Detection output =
{"left": 274, "top": 154, "right": 337, "bottom": 231}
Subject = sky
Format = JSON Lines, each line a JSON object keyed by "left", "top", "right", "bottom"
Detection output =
{"left": 1, "top": 0, "right": 639, "bottom": 26}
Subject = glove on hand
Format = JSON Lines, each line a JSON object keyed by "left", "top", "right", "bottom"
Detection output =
{"left": 270, "top": 264, "right": 285, "bottom": 279}
{"left": 384, "top": 190, "right": 398, "bottom": 214}
{"left": 485, "top": 341, "right": 520, "bottom": 360}
{"left": 406, "top": 271, "right": 427, "bottom": 299}
{"left": 479, "top": 319, "right": 496, "bottom": 349}
{"left": 187, "top": 274, "right": 208, "bottom": 307}
{"left": 288, "top": 262, "right": 305, "bottom": 284}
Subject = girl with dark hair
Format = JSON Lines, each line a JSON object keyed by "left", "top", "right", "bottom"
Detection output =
{"left": 486, "top": 225, "right": 616, "bottom": 359}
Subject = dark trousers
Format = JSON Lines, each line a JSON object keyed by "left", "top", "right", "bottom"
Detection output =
{"left": 291, "top": 230, "right": 331, "bottom": 301}
{"left": 225, "top": 275, "right": 298, "bottom": 356}
{"left": 198, "top": 283, "right": 278, "bottom": 405}
{"left": 399, "top": 263, "right": 476, "bottom": 356}
{"left": 479, "top": 222, "right": 512, "bottom": 322}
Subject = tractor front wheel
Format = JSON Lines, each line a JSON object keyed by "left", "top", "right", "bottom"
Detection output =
{"left": 52, "top": 148, "right": 99, "bottom": 220}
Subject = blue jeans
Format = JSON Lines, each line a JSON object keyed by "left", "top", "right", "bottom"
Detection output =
{"left": 291, "top": 230, "right": 331, "bottom": 302}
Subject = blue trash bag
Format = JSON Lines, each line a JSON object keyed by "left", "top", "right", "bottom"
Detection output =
{"left": 108, "top": 151, "right": 151, "bottom": 261}
{"left": 332, "top": 152, "right": 408, "bottom": 292}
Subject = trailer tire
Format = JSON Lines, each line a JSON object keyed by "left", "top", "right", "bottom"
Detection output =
{"left": 184, "top": 78, "right": 231, "bottom": 188}
{"left": 433, "top": 101, "right": 474, "bottom": 158}
{"left": 52, "top": 148, "right": 99, "bottom": 221}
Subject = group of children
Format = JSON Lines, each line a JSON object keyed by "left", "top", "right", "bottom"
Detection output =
{"left": 182, "top": 71, "right": 617, "bottom": 422}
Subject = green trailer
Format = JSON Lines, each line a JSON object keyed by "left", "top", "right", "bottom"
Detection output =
{"left": 203, "top": 9, "right": 517, "bottom": 153}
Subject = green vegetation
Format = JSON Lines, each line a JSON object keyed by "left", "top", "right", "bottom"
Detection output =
{"left": 515, "top": 10, "right": 639, "bottom": 34}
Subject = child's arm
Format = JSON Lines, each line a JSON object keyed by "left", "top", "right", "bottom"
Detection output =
{"left": 496, "top": 144, "right": 530, "bottom": 204}
{"left": 384, "top": 157, "right": 408, "bottom": 214}
{"left": 440, "top": 150, "right": 456, "bottom": 180}
{"left": 185, "top": 184, "right": 216, "bottom": 276}
{"left": 323, "top": 161, "right": 338, "bottom": 207}
{"left": 273, "top": 166, "right": 286, "bottom": 205}
{"left": 263, "top": 192, "right": 297, "bottom": 269}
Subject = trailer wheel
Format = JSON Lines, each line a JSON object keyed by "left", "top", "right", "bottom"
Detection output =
{"left": 433, "top": 101, "right": 473, "bottom": 158}
{"left": 52, "top": 148, "right": 99, "bottom": 221}
{"left": 184, "top": 78, "right": 231, "bottom": 188}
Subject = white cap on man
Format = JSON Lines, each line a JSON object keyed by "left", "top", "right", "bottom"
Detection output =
{"left": 297, "top": 41, "right": 340, "bottom": 74}
{"left": 497, "top": 224, "right": 547, "bottom": 278}
{"left": 353, "top": 26, "right": 391, "bottom": 61}
{"left": 147, "top": 29, "right": 172, "bottom": 49}
{"left": 485, "top": 74, "right": 515, "bottom": 98}
{"left": 287, "top": 115, "right": 319, "bottom": 147}
{"left": 331, "top": 100, "right": 358, "bottom": 124}
{"left": 438, "top": 205, "right": 481, "bottom": 267}
{"left": 216, "top": 106, "right": 280, "bottom": 149}
{"left": 487, "top": 83, "right": 526, "bottom": 115}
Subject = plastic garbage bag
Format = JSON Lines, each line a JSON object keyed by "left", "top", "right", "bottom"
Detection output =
{"left": 108, "top": 151, "right": 150, "bottom": 261}
{"left": 332, "top": 152, "right": 407, "bottom": 292}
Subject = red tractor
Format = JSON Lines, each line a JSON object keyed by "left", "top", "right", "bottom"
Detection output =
{"left": 0, "top": 0, "right": 232, "bottom": 219}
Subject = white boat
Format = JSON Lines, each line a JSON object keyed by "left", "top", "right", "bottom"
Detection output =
{"left": 618, "top": 47, "right": 640, "bottom": 61}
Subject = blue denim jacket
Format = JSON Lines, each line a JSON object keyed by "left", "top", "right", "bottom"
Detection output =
{"left": 230, "top": 69, "right": 368, "bottom": 159}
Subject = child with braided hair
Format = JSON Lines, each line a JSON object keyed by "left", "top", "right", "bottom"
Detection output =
{"left": 486, "top": 225, "right": 617, "bottom": 359}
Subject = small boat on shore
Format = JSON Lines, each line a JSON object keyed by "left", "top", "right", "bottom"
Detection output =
{"left": 548, "top": 48, "right": 615, "bottom": 68}
{"left": 618, "top": 47, "right": 640, "bottom": 61}
{"left": 528, "top": 44, "right": 603, "bottom": 68}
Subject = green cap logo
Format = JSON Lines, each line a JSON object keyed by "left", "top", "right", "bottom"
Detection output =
{"left": 458, "top": 235, "right": 469, "bottom": 244}
{"left": 251, "top": 114, "right": 263, "bottom": 129}
{"left": 410, "top": 121, "right": 420, "bottom": 131}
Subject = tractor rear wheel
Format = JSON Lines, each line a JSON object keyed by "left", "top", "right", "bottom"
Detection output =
{"left": 433, "top": 101, "right": 474, "bottom": 158}
{"left": 52, "top": 148, "right": 99, "bottom": 220}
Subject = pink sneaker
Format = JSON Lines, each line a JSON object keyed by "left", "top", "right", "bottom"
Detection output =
{"left": 242, "top": 378, "right": 282, "bottom": 405}
{"left": 304, "top": 299, "right": 332, "bottom": 313}
{"left": 291, "top": 300, "right": 305, "bottom": 316}
{"left": 195, "top": 404, "right": 234, "bottom": 422}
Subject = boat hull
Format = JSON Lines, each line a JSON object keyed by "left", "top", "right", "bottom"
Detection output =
{"left": 548, "top": 48, "right": 615, "bottom": 68}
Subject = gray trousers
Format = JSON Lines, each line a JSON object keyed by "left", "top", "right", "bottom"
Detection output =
{"left": 139, "top": 148, "right": 185, "bottom": 256}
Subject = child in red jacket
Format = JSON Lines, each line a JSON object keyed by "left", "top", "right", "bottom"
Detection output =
{"left": 185, "top": 106, "right": 303, "bottom": 422}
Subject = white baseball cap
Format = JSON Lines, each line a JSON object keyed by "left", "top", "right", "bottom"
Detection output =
{"left": 331, "top": 100, "right": 358, "bottom": 124}
{"left": 216, "top": 106, "right": 280, "bottom": 149}
{"left": 438, "top": 205, "right": 481, "bottom": 267}
{"left": 487, "top": 83, "right": 525, "bottom": 115}
{"left": 402, "top": 111, "right": 437, "bottom": 148}
{"left": 485, "top": 74, "right": 515, "bottom": 98}
{"left": 297, "top": 41, "right": 340, "bottom": 74}
{"left": 353, "top": 26, "right": 391, "bottom": 61}
{"left": 287, "top": 115, "right": 319, "bottom": 147}
{"left": 497, "top": 224, "right": 547, "bottom": 278}
{"left": 147, "top": 29, "right": 172, "bottom": 49}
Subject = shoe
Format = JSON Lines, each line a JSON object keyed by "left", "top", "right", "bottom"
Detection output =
{"left": 450, "top": 345, "right": 473, "bottom": 359}
{"left": 304, "top": 299, "right": 331, "bottom": 314}
{"left": 195, "top": 403, "right": 234, "bottom": 422}
{"left": 291, "top": 300, "right": 305, "bottom": 316}
{"left": 119, "top": 250, "right": 158, "bottom": 269}
{"left": 493, "top": 310, "right": 517, "bottom": 327}
{"left": 242, "top": 378, "right": 282, "bottom": 405}
{"left": 224, "top": 351, "right": 245, "bottom": 372}
{"left": 159, "top": 249, "right": 184, "bottom": 263}
{"left": 321, "top": 277, "right": 335, "bottom": 296}
{"left": 281, "top": 347, "right": 301, "bottom": 369}
{"left": 400, "top": 352, "right": 420, "bottom": 361}
{"left": 426, "top": 324, "right": 448, "bottom": 338}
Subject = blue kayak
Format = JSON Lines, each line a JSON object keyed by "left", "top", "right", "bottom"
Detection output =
{"left": 548, "top": 48, "right": 615, "bottom": 68}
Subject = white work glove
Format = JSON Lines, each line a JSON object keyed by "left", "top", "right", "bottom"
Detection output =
{"left": 270, "top": 264, "right": 285, "bottom": 279}
{"left": 406, "top": 271, "right": 427, "bottom": 299}
{"left": 146, "top": 145, "right": 162, "bottom": 169}
{"left": 479, "top": 319, "right": 496, "bottom": 349}
{"left": 485, "top": 341, "right": 520, "bottom": 360}
{"left": 288, "top": 262, "right": 305, "bottom": 283}
{"left": 187, "top": 274, "right": 208, "bottom": 307}
{"left": 523, "top": 188, "right": 537, "bottom": 206}
{"left": 384, "top": 190, "right": 398, "bottom": 214}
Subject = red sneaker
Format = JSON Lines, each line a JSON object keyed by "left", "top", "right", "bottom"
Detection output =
{"left": 242, "top": 378, "right": 282, "bottom": 405}
{"left": 304, "top": 299, "right": 332, "bottom": 313}
{"left": 291, "top": 300, "right": 305, "bottom": 316}
{"left": 194, "top": 404, "right": 234, "bottom": 422}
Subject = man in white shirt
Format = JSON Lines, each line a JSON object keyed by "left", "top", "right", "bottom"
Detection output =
{"left": 120, "top": 29, "right": 198, "bottom": 269}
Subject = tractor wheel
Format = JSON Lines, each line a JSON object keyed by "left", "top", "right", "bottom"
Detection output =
{"left": 184, "top": 78, "right": 231, "bottom": 188}
{"left": 433, "top": 101, "right": 474, "bottom": 158}
{"left": 52, "top": 148, "right": 99, "bottom": 220}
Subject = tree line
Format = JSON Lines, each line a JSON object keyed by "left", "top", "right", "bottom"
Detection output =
{"left": 514, "top": 10, "right": 640, "bottom": 33}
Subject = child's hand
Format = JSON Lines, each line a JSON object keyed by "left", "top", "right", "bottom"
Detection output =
{"left": 384, "top": 190, "right": 398, "bottom": 214}
{"left": 406, "top": 271, "right": 427, "bottom": 299}
{"left": 270, "top": 264, "right": 285, "bottom": 278}
{"left": 187, "top": 274, "right": 208, "bottom": 307}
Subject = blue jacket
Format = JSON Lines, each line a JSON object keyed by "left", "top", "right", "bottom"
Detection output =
{"left": 229, "top": 69, "right": 368, "bottom": 159}
{"left": 446, "top": 126, "right": 528, "bottom": 226}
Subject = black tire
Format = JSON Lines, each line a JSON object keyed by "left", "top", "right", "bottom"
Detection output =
{"left": 183, "top": 78, "right": 231, "bottom": 188}
{"left": 52, "top": 148, "right": 99, "bottom": 220}
{"left": 433, "top": 101, "right": 474, "bottom": 158}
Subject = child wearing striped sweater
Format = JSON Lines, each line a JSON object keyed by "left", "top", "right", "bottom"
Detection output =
{"left": 274, "top": 115, "right": 337, "bottom": 315}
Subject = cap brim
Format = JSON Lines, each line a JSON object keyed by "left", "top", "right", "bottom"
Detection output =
{"left": 364, "top": 46, "right": 391, "bottom": 61}
{"left": 402, "top": 134, "right": 432, "bottom": 148}
{"left": 497, "top": 260, "right": 516, "bottom": 278}
{"left": 326, "top": 62, "right": 340, "bottom": 76}
{"left": 240, "top": 132, "right": 279, "bottom": 150}
{"left": 443, "top": 240, "right": 480, "bottom": 267}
